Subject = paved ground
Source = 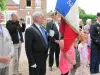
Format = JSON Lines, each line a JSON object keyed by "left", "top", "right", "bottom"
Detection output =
{"left": 18, "top": 43, "right": 60, "bottom": 75}
{"left": 9, "top": 43, "right": 100, "bottom": 75}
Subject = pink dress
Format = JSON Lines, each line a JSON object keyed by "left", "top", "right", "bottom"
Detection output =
{"left": 75, "top": 43, "right": 90, "bottom": 75}
{"left": 59, "top": 46, "right": 75, "bottom": 74}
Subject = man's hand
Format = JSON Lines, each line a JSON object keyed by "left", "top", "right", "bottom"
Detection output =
{"left": 31, "top": 64, "right": 37, "bottom": 68}
{"left": 55, "top": 40, "right": 59, "bottom": 44}
{"left": 21, "top": 20, "right": 25, "bottom": 24}
{"left": 0, "top": 56, "right": 11, "bottom": 63}
{"left": 58, "top": 40, "right": 64, "bottom": 50}
{"left": 64, "top": 53, "right": 76, "bottom": 65}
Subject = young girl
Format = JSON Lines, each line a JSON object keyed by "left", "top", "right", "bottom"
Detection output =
{"left": 75, "top": 34, "right": 90, "bottom": 75}
{"left": 58, "top": 40, "right": 76, "bottom": 75}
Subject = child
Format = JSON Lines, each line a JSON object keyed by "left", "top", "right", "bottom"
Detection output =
{"left": 75, "top": 34, "right": 90, "bottom": 75}
{"left": 58, "top": 40, "right": 76, "bottom": 75}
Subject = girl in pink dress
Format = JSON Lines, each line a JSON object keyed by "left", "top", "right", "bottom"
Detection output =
{"left": 58, "top": 40, "right": 76, "bottom": 75}
{"left": 75, "top": 34, "right": 90, "bottom": 75}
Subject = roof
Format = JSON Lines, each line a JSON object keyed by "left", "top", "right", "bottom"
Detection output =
{"left": 6, "top": 0, "right": 18, "bottom": 5}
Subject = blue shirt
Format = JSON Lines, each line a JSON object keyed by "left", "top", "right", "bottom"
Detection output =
{"left": 0, "top": 25, "right": 2, "bottom": 34}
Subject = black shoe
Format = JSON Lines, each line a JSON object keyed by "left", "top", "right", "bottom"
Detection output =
{"left": 49, "top": 67, "right": 52, "bottom": 71}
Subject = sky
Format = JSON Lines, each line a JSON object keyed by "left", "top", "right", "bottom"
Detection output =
{"left": 13, "top": 0, "right": 100, "bottom": 15}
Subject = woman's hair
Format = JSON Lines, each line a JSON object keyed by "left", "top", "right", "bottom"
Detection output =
{"left": 51, "top": 11, "right": 58, "bottom": 17}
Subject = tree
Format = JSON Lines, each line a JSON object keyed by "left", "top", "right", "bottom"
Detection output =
{"left": 79, "top": 14, "right": 96, "bottom": 24}
{"left": 78, "top": 7, "right": 96, "bottom": 24}
{"left": 79, "top": 7, "right": 86, "bottom": 14}
{"left": 0, "top": 0, "right": 7, "bottom": 11}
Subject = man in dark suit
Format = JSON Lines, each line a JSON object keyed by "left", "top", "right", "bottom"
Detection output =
{"left": 90, "top": 13, "right": 100, "bottom": 74}
{"left": 25, "top": 11, "right": 48, "bottom": 75}
{"left": 46, "top": 12, "right": 60, "bottom": 71}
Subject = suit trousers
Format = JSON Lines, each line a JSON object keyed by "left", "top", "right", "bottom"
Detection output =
{"left": 29, "top": 56, "right": 46, "bottom": 75}
{"left": 12, "top": 41, "right": 22, "bottom": 74}
{"left": 0, "top": 67, "right": 9, "bottom": 75}
{"left": 90, "top": 47, "right": 100, "bottom": 74}
{"left": 49, "top": 42, "right": 60, "bottom": 67}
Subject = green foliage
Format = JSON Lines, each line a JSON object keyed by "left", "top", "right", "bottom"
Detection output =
{"left": 79, "top": 7, "right": 86, "bottom": 14}
{"left": 79, "top": 14, "right": 96, "bottom": 24}
{"left": 0, "top": 0, "right": 7, "bottom": 11}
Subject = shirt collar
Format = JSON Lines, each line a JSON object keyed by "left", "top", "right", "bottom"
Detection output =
{"left": 35, "top": 23, "right": 41, "bottom": 26}
{"left": 35, "top": 23, "right": 41, "bottom": 28}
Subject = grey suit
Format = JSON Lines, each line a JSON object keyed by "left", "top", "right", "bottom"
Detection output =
{"left": 0, "top": 25, "right": 14, "bottom": 75}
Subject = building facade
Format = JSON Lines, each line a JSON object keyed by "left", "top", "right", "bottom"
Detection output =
{"left": 5, "top": 0, "right": 19, "bottom": 23}
{"left": 19, "top": 0, "right": 47, "bottom": 28}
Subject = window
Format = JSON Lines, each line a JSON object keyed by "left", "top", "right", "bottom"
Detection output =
{"left": 35, "top": 0, "right": 41, "bottom": 8}
{"left": 26, "top": 16, "right": 31, "bottom": 28}
{"left": 26, "top": 0, "right": 31, "bottom": 7}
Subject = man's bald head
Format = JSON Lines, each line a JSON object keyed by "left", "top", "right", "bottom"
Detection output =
{"left": 32, "top": 11, "right": 45, "bottom": 25}
{"left": 11, "top": 13, "right": 18, "bottom": 21}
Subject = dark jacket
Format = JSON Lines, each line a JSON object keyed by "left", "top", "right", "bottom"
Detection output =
{"left": 46, "top": 21, "right": 60, "bottom": 43}
{"left": 90, "top": 22, "right": 100, "bottom": 73}
{"left": 25, "top": 24, "right": 48, "bottom": 66}
{"left": 90, "top": 22, "right": 100, "bottom": 48}
{"left": 6, "top": 20, "right": 26, "bottom": 44}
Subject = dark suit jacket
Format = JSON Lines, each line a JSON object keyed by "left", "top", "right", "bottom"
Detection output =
{"left": 46, "top": 21, "right": 59, "bottom": 43}
{"left": 25, "top": 24, "right": 48, "bottom": 66}
{"left": 90, "top": 22, "right": 100, "bottom": 48}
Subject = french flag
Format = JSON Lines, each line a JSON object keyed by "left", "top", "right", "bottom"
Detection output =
{"left": 56, "top": 0, "right": 79, "bottom": 52}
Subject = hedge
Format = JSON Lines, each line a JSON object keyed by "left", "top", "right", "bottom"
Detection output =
{"left": 79, "top": 14, "right": 96, "bottom": 25}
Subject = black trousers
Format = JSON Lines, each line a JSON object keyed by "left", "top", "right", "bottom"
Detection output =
{"left": 90, "top": 47, "right": 100, "bottom": 74}
{"left": 49, "top": 42, "right": 60, "bottom": 67}
{"left": 29, "top": 65, "right": 46, "bottom": 75}
{"left": 61, "top": 72, "right": 69, "bottom": 75}
{"left": 29, "top": 56, "right": 46, "bottom": 75}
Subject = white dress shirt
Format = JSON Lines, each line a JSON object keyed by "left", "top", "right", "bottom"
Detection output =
{"left": 35, "top": 23, "right": 42, "bottom": 33}
{"left": 55, "top": 22, "right": 59, "bottom": 31}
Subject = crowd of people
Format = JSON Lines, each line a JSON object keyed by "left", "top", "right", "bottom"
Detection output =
{"left": 0, "top": 11, "right": 100, "bottom": 75}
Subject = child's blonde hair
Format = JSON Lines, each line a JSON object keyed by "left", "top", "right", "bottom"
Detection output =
{"left": 79, "top": 33, "right": 87, "bottom": 41}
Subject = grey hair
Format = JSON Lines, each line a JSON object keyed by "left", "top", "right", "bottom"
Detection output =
{"left": 86, "top": 19, "right": 91, "bottom": 24}
{"left": 32, "top": 11, "right": 43, "bottom": 20}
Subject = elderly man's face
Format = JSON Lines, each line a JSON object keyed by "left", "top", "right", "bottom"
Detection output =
{"left": 0, "top": 13, "right": 4, "bottom": 23}
{"left": 11, "top": 14, "right": 18, "bottom": 21}
{"left": 37, "top": 14, "right": 45, "bottom": 25}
